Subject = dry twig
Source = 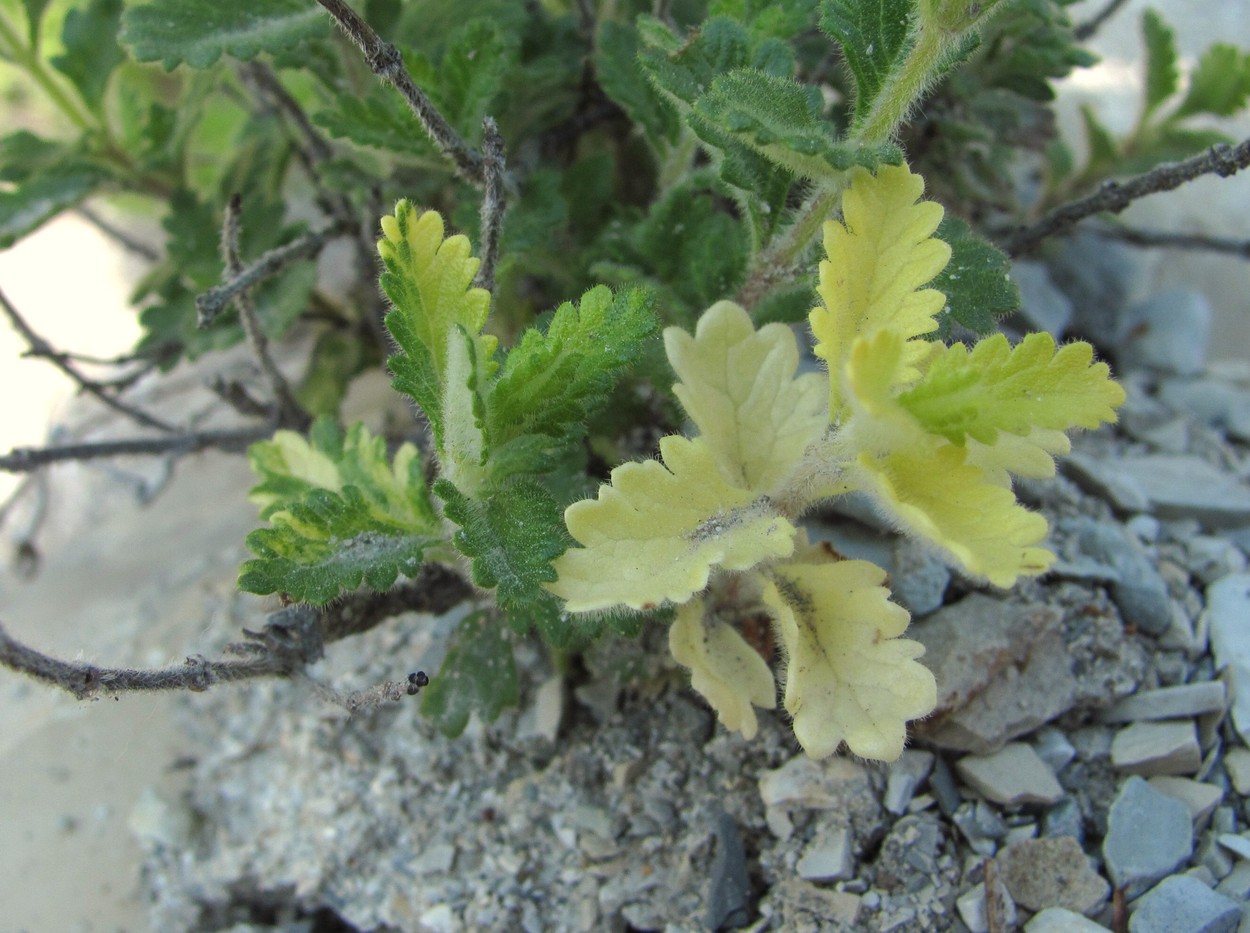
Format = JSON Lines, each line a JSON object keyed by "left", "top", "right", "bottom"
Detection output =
{"left": 0, "top": 425, "right": 273, "bottom": 473}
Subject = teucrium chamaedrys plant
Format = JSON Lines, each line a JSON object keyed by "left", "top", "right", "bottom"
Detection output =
{"left": 549, "top": 163, "right": 1125, "bottom": 761}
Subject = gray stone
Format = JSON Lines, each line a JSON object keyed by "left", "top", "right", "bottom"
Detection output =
{"left": 954, "top": 801, "right": 1010, "bottom": 856}
{"left": 1116, "top": 457, "right": 1250, "bottom": 529}
{"left": 889, "top": 538, "right": 949, "bottom": 617}
{"left": 706, "top": 810, "right": 750, "bottom": 931}
{"left": 913, "top": 595, "right": 1077, "bottom": 754}
{"left": 1224, "top": 748, "right": 1250, "bottom": 796}
{"left": 1217, "top": 833, "right": 1250, "bottom": 861}
{"left": 998, "top": 836, "right": 1110, "bottom": 915}
{"left": 1148, "top": 777, "right": 1224, "bottom": 824}
{"left": 957, "top": 743, "right": 1064, "bottom": 806}
{"left": 796, "top": 827, "right": 854, "bottom": 882}
{"left": 1074, "top": 518, "right": 1173, "bottom": 635}
{"left": 1129, "top": 874, "right": 1241, "bottom": 933}
{"left": 1033, "top": 727, "right": 1077, "bottom": 773}
{"left": 1042, "top": 797, "right": 1085, "bottom": 844}
{"left": 1110, "top": 721, "right": 1202, "bottom": 776}
{"left": 1049, "top": 229, "right": 1139, "bottom": 340}
{"left": 1215, "top": 860, "right": 1250, "bottom": 900}
{"left": 956, "top": 877, "right": 1017, "bottom": 933}
{"left": 1185, "top": 534, "right": 1249, "bottom": 585}
{"left": 1160, "top": 376, "right": 1250, "bottom": 443}
{"left": 1026, "top": 907, "right": 1112, "bottom": 932}
{"left": 1100, "top": 683, "right": 1227, "bottom": 723}
{"left": 1117, "top": 286, "right": 1212, "bottom": 376}
{"left": 883, "top": 749, "right": 935, "bottom": 816}
{"left": 1207, "top": 574, "right": 1250, "bottom": 744}
{"left": 1103, "top": 776, "right": 1195, "bottom": 898}
{"left": 1063, "top": 452, "right": 1152, "bottom": 513}
{"left": 1011, "top": 260, "right": 1073, "bottom": 336}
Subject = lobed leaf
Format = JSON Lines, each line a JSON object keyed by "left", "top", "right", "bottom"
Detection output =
{"left": 595, "top": 19, "right": 679, "bottom": 147}
{"left": 0, "top": 163, "right": 104, "bottom": 248}
{"left": 1141, "top": 9, "right": 1179, "bottom": 117}
{"left": 420, "top": 611, "right": 519, "bottom": 737}
{"left": 899, "top": 331, "right": 1125, "bottom": 447}
{"left": 52, "top": 0, "right": 125, "bottom": 108}
{"left": 665, "top": 300, "right": 826, "bottom": 494}
{"left": 1174, "top": 44, "right": 1250, "bottom": 120}
{"left": 809, "top": 162, "right": 950, "bottom": 417}
{"left": 762, "top": 552, "right": 935, "bottom": 761}
{"left": 669, "top": 597, "right": 776, "bottom": 740}
{"left": 120, "top": 0, "right": 327, "bottom": 71}
{"left": 819, "top": 0, "right": 916, "bottom": 133}
{"left": 930, "top": 215, "right": 1017, "bottom": 336}
{"left": 548, "top": 435, "right": 796, "bottom": 613}
{"left": 239, "top": 420, "right": 442, "bottom": 605}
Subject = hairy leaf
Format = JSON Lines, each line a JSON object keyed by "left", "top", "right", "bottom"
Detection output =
{"left": 669, "top": 597, "right": 776, "bottom": 740}
{"left": 314, "top": 83, "right": 439, "bottom": 156}
{"left": 900, "top": 331, "right": 1125, "bottom": 446}
{"left": 1174, "top": 44, "right": 1250, "bottom": 120}
{"left": 52, "top": 0, "right": 124, "bottom": 107}
{"left": 843, "top": 331, "right": 1053, "bottom": 587}
{"left": 120, "top": 0, "right": 328, "bottom": 70}
{"left": 488, "top": 286, "right": 658, "bottom": 472}
{"left": 763, "top": 553, "right": 934, "bottom": 761}
{"left": 691, "top": 69, "right": 900, "bottom": 181}
{"left": 819, "top": 0, "right": 916, "bottom": 132}
{"left": 435, "top": 478, "right": 571, "bottom": 642}
{"left": 548, "top": 435, "right": 796, "bottom": 613}
{"left": 931, "top": 215, "right": 1017, "bottom": 336}
{"left": 595, "top": 19, "right": 678, "bottom": 146}
{"left": 421, "top": 610, "right": 519, "bottom": 736}
{"left": 239, "top": 420, "right": 442, "bottom": 604}
{"left": 379, "top": 204, "right": 496, "bottom": 445}
{"left": 1141, "top": 9, "right": 1178, "bottom": 117}
{"left": 436, "top": 19, "right": 516, "bottom": 139}
{"left": 809, "top": 163, "right": 950, "bottom": 417}
{"left": 665, "top": 301, "right": 826, "bottom": 494}
{"left": 0, "top": 162, "right": 104, "bottom": 248}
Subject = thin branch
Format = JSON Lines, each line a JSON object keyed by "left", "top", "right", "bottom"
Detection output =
{"left": 0, "top": 565, "right": 473, "bottom": 701}
{"left": 475, "top": 117, "right": 507, "bottom": 294}
{"left": 209, "top": 376, "right": 274, "bottom": 419}
{"left": 1073, "top": 0, "right": 1131, "bottom": 41}
{"left": 0, "top": 287, "right": 176, "bottom": 433}
{"left": 220, "top": 194, "right": 310, "bottom": 429}
{"left": 314, "top": 0, "right": 485, "bottom": 186}
{"left": 1089, "top": 223, "right": 1250, "bottom": 259}
{"left": 1005, "top": 139, "right": 1250, "bottom": 257}
{"left": 736, "top": 186, "right": 840, "bottom": 311}
{"left": 74, "top": 205, "right": 161, "bottom": 262}
{"left": 0, "top": 425, "right": 273, "bottom": 473}
{"left": 196, "top": 221, "right": 350, "bottom": 328}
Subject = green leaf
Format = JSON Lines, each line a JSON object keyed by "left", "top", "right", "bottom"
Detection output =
{"left": 819, "top": 0, "right": 916, "bottom": 131}
{"left": 595, "top": 19, "right": 679, "bottom": 147}
{"left": 420, "top": 611, "right": 519, "bottom": 737}
{"left": 638, "top": 15, "right": 753, "bottom": 109}
{"left": 487, "top": 286, "right": 658, "bottom": 473}
{"left": 931, "top": 215, "right": 1017, "bottom": 336}
{"left": 295, "top": 330, "right": 367, "bottom": 418}
{"left": 314, "top": 84, "right": 439, "bottom": 156}
{"left": 120, "top": 0, "right": 327, "bottom": 70}
{"left": 52, "top": 0, "right": 124, "bottom": 107}
{"left": 1079, "top": 103, "right": 1119, "bottom": 168}
{"left": 692, "top": 69, "right": 900, "bottom": 181}
{"left": 436, "top": 478, "right": 571, "bottom": 641}
{"left": 20, "top": 0, "right": 52, "bottom": 48}
{"left": 239, "top": 419, "right": 443, "bottom": 605}
{"left": 0, "top": 163, "right": 104, "bottom": 248}
{"left": 1173, "top": 44, "right": 1250, "bottom": 120}
{"left": 1141, "top": 9, "right": 1178, "bottom": 117}
{"left": 436, "top": 19, "right": 516, "bottom": 139}
{"left": 709, "top": 0, "right": 819, "bottom": 41}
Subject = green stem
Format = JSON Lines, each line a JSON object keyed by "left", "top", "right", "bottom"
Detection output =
{"left": 853, "top": 24, "right": 949, "bottom": 146}
{"left": 0, "top": 12, "right": 98, "bottom": 134}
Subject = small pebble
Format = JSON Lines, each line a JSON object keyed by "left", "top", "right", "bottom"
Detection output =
{"left": 1217, "top": 832, "right": 1250, "bottom": 861}
{"left": 796, "top": 828, "right": 854, "bottom": 882}
{"left": 1128, "top": 874, "right": 1241, "bottom": 933}
{"left": 1099, "top": 682, "right": 1227, "bottom": 723}
{"left": 997, "top": 836, "right": 1109, "bottom": 915}
{"left": 1103, "top": 776, "right": 1195, "bottom": 898}
{"left": 956, "top": 743, "right": 1064, "bottom": 806}
{"left": 1110, "top": 720, "right": 1202, "bottom": 776}
{"left": 1148, "top": 776, "right": 1224, "bottom": 824}
{"left": 1025, "top": 906, "right": 1112, "bottom": 932}
{"left": 1224, "top": 748, "right": 1250, "bottom": 796}
{"left": 883, "top": 750, "right": 935, "bottom": 816}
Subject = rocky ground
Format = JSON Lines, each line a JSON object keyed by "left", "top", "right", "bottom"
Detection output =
{"left": 87, "top": 233, "right": 1249, "bottom": 933}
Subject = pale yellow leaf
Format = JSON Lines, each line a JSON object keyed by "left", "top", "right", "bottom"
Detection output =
{"left": 547, "top": 435, "right": 797, "bottom": 612}
{"left": 669, "top": 597, "right": 776, "bottom": 739}
{"left": 665, "top": 300, "right": 827, "bottom": 493}
{"left": 762, "top": 557, "right": 935, "bottom": 761}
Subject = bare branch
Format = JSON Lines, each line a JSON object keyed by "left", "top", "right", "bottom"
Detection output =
{"left": 0, "top": 565, "right": 474, "bottom": 701}
{"left": 1073, "top": 0, "right": 1131, "bottom": 41}
{"left": 74, "top": 205, "right": 161, "bottom": 262}
{"left": 195, "top": 221, "right": 350, "bottom": 328}
{"left": 313, "top": 0, "right": 485, "bottom": 185}
{"left": 1089, "top": 223, "right": 1250, "bottom": 259}
{"left": 1006, "top": 139, "right": 1250, "bottom": 257}
{"left": 0, "top": 425, "right": 273, "bottom": 473}
{"left": 220, "top": 194, "right": 310, "bottom": 430}
{"left": 0, "top": 287, "right": 177, "bottom": 433}
{"left": 475, "top": 117, "right": 507, "bottom": 294}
